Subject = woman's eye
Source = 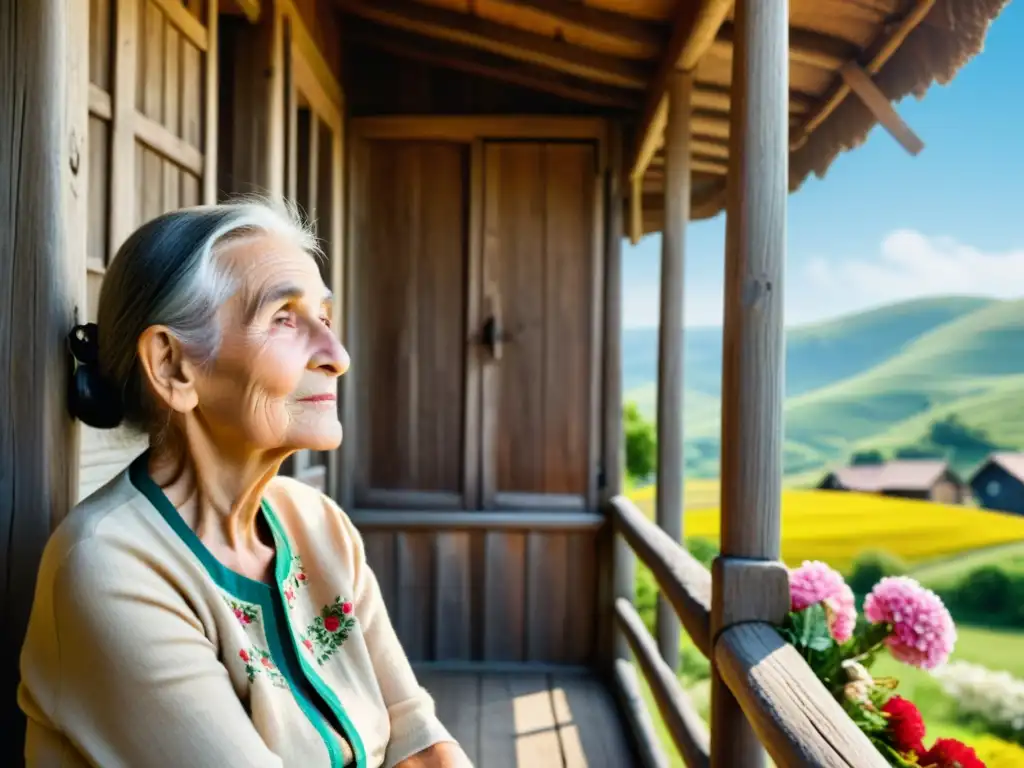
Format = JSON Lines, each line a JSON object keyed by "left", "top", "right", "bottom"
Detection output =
{"left": 273, "top": 311, "right": 297, "bottom": 327}
{"left": 320, "top": 315, "right": 332, "bottom": 329}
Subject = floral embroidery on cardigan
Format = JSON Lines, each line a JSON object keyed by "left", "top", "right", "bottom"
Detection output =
{"left": 303, "top": 596, "right": 356, "bottom": 665}
{"left": 224, "top": 596, "right": 260, "bottom": 627}
{"left": 284, "top": 555, "right": 310, "bottom": 609}
{"left": 239, "top": 647, "right": 289, "bottom": 689}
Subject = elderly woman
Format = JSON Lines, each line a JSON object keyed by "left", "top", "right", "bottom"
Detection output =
{"left": 18, "top": 201, "right": 471, "bottom": 768}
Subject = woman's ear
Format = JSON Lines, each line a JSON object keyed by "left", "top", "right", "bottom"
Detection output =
{"left": 137, "top": 326, "right": 200, "bottom": 415}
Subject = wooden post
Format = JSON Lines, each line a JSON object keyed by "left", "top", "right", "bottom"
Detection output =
{"left": 602, "top": 123, "right": 633, "bottom": 664}
{"left": 710, "top": 0, "right": 790, "bottom": 765}
{"left": 0, "top": 0, "right": 87, "bottom": 758}
{"left": 654, "top": 69, "right": 692, "bottom": 671}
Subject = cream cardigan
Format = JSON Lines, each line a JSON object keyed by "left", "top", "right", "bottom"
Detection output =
{"left": 18, "top": 452, "right": 465, "bottom": 768}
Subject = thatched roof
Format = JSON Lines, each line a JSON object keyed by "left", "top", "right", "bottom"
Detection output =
{"left": 334, "top": 0, "right": 1010, "bottom": 237}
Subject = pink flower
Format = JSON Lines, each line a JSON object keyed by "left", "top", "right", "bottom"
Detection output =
{"left": 788, "top": 560, "right": 857, "bottom": 643}
{"left": 864, "top": 576, "right": 956, "bottom": 669}
{"left": 341, "top": 602, "right": 353, "bottom": 615}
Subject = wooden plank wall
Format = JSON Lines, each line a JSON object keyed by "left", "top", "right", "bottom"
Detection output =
{"left": 347, "top": 129, "right": 607, "bottom": 666}
{"left": 81, "top": 0, "right": 217, "bottom": 499}
{"left": 362, "top": 528, "right": 600, "bottom": 666}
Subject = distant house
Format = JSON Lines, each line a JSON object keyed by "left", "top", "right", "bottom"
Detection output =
{"left": 968, "top": 453, "right": 1024, "bottom": 515}
{"left": 818, "top": 460, "right": 965, "bottom": 504}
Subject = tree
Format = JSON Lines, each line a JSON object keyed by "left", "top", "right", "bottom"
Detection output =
{"left": 850, "top": 449, "right": 884, "bottom": 465}
{"left": 623, "top": 401, "right": 657, "bottom": 482}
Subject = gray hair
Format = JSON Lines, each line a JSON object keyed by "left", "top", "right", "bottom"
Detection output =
{"left": 71, "top": 198, "right": 320, "bottom": 432}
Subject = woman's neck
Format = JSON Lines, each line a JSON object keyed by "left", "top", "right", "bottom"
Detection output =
{"left": 149, "top": 426, "right": 287, "bottom": 552}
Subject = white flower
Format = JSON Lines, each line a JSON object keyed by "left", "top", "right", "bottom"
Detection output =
{"left": 931, "top": 661, "right": 1024, "bottom": 735}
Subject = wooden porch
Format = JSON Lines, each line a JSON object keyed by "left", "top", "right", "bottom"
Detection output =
{"left": 0, "top": 0, "right": 1006, "bottom": 766}
{"left": 420, "top": 670, "right": 635, "bottom": 766}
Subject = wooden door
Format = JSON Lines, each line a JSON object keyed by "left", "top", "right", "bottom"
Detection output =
{"left": 480, "top": 142, "right": 600, "bottom": 511}
{"left": 348, "top": 137, "right": 600, "bottom": 513}
{"left": 348, "top": 139, "right": 474, "bottom": 510}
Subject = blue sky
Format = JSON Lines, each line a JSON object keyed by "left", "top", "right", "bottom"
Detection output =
{"left": 623, "top": 2, "right": 1024, "bottom": 328}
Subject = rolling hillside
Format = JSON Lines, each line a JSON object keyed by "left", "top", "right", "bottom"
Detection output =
{"left": 623, "top": 296, "right": 1024, "bottom": 479}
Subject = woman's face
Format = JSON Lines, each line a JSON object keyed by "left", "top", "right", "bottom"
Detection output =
{"left": 191, "top": 231, "right": 349, "bottom": 454}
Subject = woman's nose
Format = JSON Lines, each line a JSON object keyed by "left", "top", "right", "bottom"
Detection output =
{"left": 308, "top": 323, "right": 350, "bottom": 376}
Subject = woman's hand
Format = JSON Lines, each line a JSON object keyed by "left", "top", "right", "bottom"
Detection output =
{"left": 393, "top": 741, "right": 473, "bottom": 768}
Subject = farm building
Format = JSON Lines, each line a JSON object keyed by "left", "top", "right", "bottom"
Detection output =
{"left": 0, "top": 0, "right": 1009, "bottom": 766}
{"left": 969, "top": 452, "right": 1024, "bottom": 515}
{"left": 818, "top": 460, "right": 966, "bottom": 504}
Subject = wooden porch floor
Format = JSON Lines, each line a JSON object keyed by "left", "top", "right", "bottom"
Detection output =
{"left": 418, "top": 670, "right": 637, "bottom": 767}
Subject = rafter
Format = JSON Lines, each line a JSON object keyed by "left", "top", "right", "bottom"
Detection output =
{"left": 491, "top": 0, "right": 667, "bottom": 51}
{"left": 839, "top": 62, "right": 923, "bottom": 155}
{"left": 348, "top": 20, "right": 641, "bottom": 110}
{"left": 335, "top": 0, "right": 652, "bottom": 90}
{"left": 626, "top": 0, "right": 734, "bottom": 184}
{"left": 712, "top": 23, "right": 855, "bottom": 70}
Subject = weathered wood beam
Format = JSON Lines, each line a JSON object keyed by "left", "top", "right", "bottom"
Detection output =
{"left": 839, "top": 63, "right": 924, "bottom": 155}
{"left": 654, "top": 70, "right": 691, "bottom": 668}
{"left": 493, "top": 0, "right": 667, "bottom": 50}
{"left": 711, "top": 0, "right": 792, "bottom": 763}
{"left": 348, "top": 21, "right": 641, "bottom": 109}
{"left": 616, "top": 599, "right": 711, "bottom": 768}
{"left": 610, "top": 495, "right": 712, "bottom": 656}
{"left": 626, "top": 0, "right": 734, "bottom": 184}
{"left": 230, "top": 0, "right": 262, "bottom": 22}
{"left": 335, "top": 0, "right": 652, "bottom": 89}
{"left": 792, "top": 0, "right": 935, "bottom": 148}
{"left": 716, "top": 623, "right": 890, "bottom": 767}
{"left": 612, "top": 660, "right": 671, "bottom": 768}
{"left": 1, "top": 0, "right": 86, "bottom": 752}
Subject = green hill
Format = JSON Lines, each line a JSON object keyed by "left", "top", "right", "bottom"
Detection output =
{"left": 624, "top": 296, "right": 1024, "bottom": 479}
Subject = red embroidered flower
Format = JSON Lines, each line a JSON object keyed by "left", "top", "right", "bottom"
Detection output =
{"left": 881, "top": 696, "right": 926, "bottom": 754}
{"left": 342, "top": 602, "right": 353, "bottom": 615}
{"left": 323, "top": 615, "right": 341, "bottom": 633}
{"left": 285, "top": 588, "right": 295, "bottom": 603}
{"left": 239, "top": 649, "right": 250, "bottom": 662}
{"left": 920, "top": 738, "right": 984, "bottom": 768}
{"left": 303, "top": 638, "right": 313, "bottom": 651}
{"left": 234, "top": 608, "right": 251, "bottom": 625}
{"left": 296, "top": 572, "right": 307, "bottom": 582}
{"left": 261, "top": 656, "right": 273, "bottom": 668}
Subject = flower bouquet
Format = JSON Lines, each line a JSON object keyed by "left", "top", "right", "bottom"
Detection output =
{"left": 778, "top": 561, "right": 984, "bottom": 767}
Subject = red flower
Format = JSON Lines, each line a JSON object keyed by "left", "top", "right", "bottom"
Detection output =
{"left": 881, "top": 696, "right": 927, "bottom": 754}
{"left": 323, "top": 615, "right": 341, "bottom": 633}
{"left": 261, "top": 656, "right": 273, "bottom": 668}
{"left": 234, "top": 608, "right": 251, "bottom": 625}
{"left": 342, "top": 602, "right": 353, "bottom": 615}
{"left": 920, "top": 738, "right": 984, "bottom": 768}
{"left": 303, "top": 638, "right": 313, "bottom": 651}
{"left": 239, "top": 649, "right": 250, "bottom": 663}
{"left": 285, "top": 588, "right": 295, "bottom": 603}
{"left": 296, "top": 573, "right": 307, "bottom": 582}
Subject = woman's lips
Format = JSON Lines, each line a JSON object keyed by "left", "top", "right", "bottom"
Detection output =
{"left": 298, "top": 394, "right": 336, "bottom": 403}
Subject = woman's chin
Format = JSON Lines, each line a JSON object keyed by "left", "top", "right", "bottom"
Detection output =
{"left": 290, "top": 423, "right": 343, "bottom": 452}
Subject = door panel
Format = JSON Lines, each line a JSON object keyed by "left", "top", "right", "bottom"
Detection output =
{"left": 480, "top": 142, "right": 597, "bottom": 509}
{"left": 351, "top": 140, "right": 470, "bottom": 508}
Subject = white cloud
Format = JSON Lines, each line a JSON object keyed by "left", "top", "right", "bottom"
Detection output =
{"left": 793, "top": 230, "right": 1024, "bottom": 322}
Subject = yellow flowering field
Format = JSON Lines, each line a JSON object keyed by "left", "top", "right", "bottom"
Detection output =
{"left": 627, "top": 486, "right": 1024, "bottom": 573}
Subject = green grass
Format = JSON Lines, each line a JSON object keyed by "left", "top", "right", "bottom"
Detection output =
{"left": 911, "top": 540, "right": 1024, "bottom": 591}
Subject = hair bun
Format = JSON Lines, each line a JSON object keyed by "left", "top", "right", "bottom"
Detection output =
{"left": 67, "top": 324, "right": 124, "bottom": 429}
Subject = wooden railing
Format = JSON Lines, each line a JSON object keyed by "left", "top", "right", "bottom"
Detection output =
{"left": 608, "top": 495, "right": 889, "bottom": 768}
